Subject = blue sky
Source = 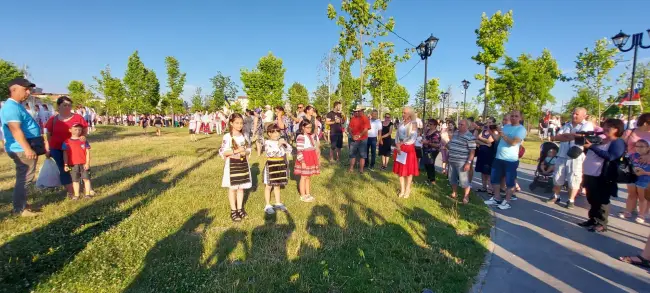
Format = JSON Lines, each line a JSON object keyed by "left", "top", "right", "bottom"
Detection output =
{"left": 1, "top": 0, "right": 649, "bottom": 112}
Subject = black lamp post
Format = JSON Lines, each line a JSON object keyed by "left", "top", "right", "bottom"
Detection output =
{"left": 416, "top": 34, "right": 439, "bottom": 121}
{"left": 461, "top": 79, "right": 470, "bottom": 117}
{"left": 440, "top": 92, "right": 449, "bottom": 119}
{"left": 612, "top": 29, "right": 650, "bottom": 128}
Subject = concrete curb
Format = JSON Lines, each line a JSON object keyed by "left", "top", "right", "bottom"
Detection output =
{"left": 469, "top": 207, "right": 497, "bottom": 293}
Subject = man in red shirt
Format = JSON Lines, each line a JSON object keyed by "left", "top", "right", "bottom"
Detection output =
{"left": 62, "top": 124, "right": 92, "bottom": 200}
{"left": 347, "top": 105, "right": 370, "bottom": 173}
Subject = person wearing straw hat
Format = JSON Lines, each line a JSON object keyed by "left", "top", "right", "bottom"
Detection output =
{"left": 348, "top": 105, "right": 370, "bottom": 173}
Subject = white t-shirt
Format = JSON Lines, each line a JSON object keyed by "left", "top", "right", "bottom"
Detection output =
{"left": 368, "top": 119, "right": 382, "bottom": 138}
{"left": 264, "top": 110, "right": 274, "bottom": 123}
{"left": 416, "top": 118, "right": 423, "bottom": 129}
{"left": 556, "top": 120, "right": 594, "bottom": 158}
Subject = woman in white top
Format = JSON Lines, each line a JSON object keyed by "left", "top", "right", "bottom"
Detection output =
{"left": 393, "top": 107, "right": 420, "bottom": 198}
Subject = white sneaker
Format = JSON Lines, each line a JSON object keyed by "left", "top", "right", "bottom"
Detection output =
{"left": 484, "top": 197, "right": 499, "bottom": 205}
{"left": 264, "top": 205, "right": 275, "bottom": 214}
{"left": 274, "top": 203, "right": 287, "bottom": 212}
{"left": 497, "top": 201, "right": 511, "bottom": 210}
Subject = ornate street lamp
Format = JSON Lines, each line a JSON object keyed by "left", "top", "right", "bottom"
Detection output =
{"left": 416, "top": 34, "right": 439, "bottom": 121}
{"left": 461, "top": 79, "right": 470, "bottom": 117}
{"left": 612, "top": 29, "right": 650, "bottom": 128}
{"left": 440, "top": 91, "right": 449, "bottom": 119}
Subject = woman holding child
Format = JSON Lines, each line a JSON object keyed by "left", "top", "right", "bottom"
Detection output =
{"left": 44, "top": 96, "right": 91, "bottom": 199}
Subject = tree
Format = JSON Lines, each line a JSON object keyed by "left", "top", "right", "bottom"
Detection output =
{"left": 240, "top": 52, "right": 286, "bottom": 108}
{"left": 93, "top": 65, "right": 127, "bottom": 115}
{"left": 123, "top": 51, "right": 148, "bottom": 113}
{"left": 208, "top": 72, "right": 238, "bottom": 112}
{"left": 317, "top": 49, "right": 339, "bottom": 111}
{"left": 386, "top": 84, "right": 409, "bottom": 116}
{"left": 366, "top": 43, "right": 408, "bottom": 113}
{"left": 230, "top": 101, "right": 243, "bottom": 114}
{"left": 143, "top": 69, "right": 160, "bottom": 113}
{"left": 472, "top": 10, "right": 514, "bottom": 118}
{"left": 415, "top": 78, "right": 441, "bottom": 111}
{"left": 67, "top": 80, "right": 93, "bottom": 106}
{"left": 163, "top": 56, "right": 187, "bottom": 114}
{"left": 566, "top": 87, "right": 601, "bottom": 116}
{"left": 335, "top": 58, "right": 363, "bottom": 113}
{"left": 491, "top": 49, "right": 561, "bottom": 120}
{"left": 0, "top": 59, "right": 24, "bottom": 100}
{"left": 312, "top": 84, "right": 330, "bottom": 112}
{"left": 287, "top": 82, "right": 309, "bottom": 108}
{"left": 190, "top": 87, "right": 205, "bottom": 112}
{"left": 573, "top": 38, "right": 619, "bottom": 120}
{"left": 614, "top": 60, "right": 650, "bottom": 117}
{"left": 327, "top": 0, "right": 409, "bottom": 103}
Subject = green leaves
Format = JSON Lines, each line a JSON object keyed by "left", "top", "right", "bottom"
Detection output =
{"left": 0, "top": 59, "right": 24, "bottom": 100}
{"left": 164, "top": 56, "right": 187, "bottom": 114}
{"left": 240, "top": 52, "right": 286, "bottom": 108}
{"left": 208, "top": 72, "right": 238, "bottom": 112}
{"left": 190, "top": 87, "right": 205, "bottom": 113}
{"left": 94, "top": 65, "right": 126, "bottom": 115}
{"left": 67, "top": 80, "right": 94, "bottom": 106}
{"left": 287, "top": 82, "right": 309, "bottom": 108}
{"left": 571, "top": 38, "right": 619, "bottom": 118}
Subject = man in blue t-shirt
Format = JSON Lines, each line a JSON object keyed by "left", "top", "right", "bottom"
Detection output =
{"left": 484, "top": 110, "right": 527, "bottom": 210}
{"left": 1, "top": 77, "right": 41, "bottom": 217}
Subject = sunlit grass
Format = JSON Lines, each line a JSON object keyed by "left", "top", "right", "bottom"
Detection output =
{"left": 0, "top": 125, "right": 491, "bottom": 293}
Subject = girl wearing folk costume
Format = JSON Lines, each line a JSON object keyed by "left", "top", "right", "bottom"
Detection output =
{"left": 219, "top": 113, "right": 252, "bottom": 222}
{"left": 294, "top": 120, "right": 320, "bottom": 203}
{"left": 263, "top": 124, "right": 293, "bottom": 214}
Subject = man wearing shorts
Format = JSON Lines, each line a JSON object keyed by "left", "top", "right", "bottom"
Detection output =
{"left": 348, "top": 105, "right": 370, "bottom": 173}
{"left": 326, "top": 101, "right": 345, "bottom": 162}
{"left": 544, "top": 107, "right": 593, "bottom": 209}
{"left": 484, "top": 110, "right": 526, "bottom": 210}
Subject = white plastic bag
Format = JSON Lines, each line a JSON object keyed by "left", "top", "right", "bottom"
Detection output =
{"left": 36, "top": 158, "right": 62, "bottom": 189}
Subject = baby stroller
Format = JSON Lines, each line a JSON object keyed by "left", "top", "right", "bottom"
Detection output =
{"left": 529, "top": 141, "right": 559, "bottom": 193}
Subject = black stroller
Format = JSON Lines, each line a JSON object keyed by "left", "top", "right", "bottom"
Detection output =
{"left": 528, "top": 141, "right": 559, "bottom": 193}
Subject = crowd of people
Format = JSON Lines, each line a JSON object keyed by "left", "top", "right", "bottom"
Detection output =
{"left": 1, "top": 77, "right": 650, "bottom": 270}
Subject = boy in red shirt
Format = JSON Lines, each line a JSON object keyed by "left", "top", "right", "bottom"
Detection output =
{"left": 62, "top": 124, "right": 92, "bottom": 200}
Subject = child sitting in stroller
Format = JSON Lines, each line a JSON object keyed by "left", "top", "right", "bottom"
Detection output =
{"left": 540, "top": 148, "right": 557, "bottom": 175}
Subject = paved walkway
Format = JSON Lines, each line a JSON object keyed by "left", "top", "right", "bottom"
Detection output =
{"left": 471, "top": 162, "right": 650, "bottom": 293}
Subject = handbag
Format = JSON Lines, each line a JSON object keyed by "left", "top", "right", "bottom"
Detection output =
{"left": 27, "top": 136, "right": 46, "bottom": 156}
{"left": 518, "top": 145, "right": 526, "bottom": 159}
{"left": 616, "top": 156, "right": 638, "bottom": 184}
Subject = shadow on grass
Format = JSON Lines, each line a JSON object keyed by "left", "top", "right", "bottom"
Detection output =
{"left": 0, "top": 150, "right": 218, "bottom": 292}
{"left": 88, "top": 126, "right": 147, "bottom": 142}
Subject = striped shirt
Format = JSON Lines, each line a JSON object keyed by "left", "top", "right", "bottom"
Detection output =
{"left": 448, "top": 130, "right": 476, "bottom": 165}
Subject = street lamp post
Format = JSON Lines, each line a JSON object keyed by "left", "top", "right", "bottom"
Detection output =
{"left": 611, "top": 29, "right": 650, "bottom": 128}
{"left": 455, "top": 101, "right": 460, "bottom": 125}
{"left": 461, "top": 79, "right": 470, "bottom": 117}
{"left": 416, "top": 34, "right": 439, "bottom": 121}
{"left": 440, "top": 92, "right": 449, "bottom": 120}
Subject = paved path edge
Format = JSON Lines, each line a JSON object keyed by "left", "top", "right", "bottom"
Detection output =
{"left": 469, "top": 206, "right": 497, "bottom": 293}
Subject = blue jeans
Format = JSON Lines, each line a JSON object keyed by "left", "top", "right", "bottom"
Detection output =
{"left": 50, "top": 149, "right": 72, "bottom": 186}
{"left": 364, "top": 137, "right": 377, "bottom": 167}
{"left": 490, "top": 158, "right": 519, "bottom": 188}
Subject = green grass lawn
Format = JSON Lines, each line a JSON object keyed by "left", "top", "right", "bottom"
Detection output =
{"left": 0, "top": 126, "right": 491, "bottom": 293}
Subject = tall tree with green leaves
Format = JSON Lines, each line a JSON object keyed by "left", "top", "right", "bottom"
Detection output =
{"left": 163, "top": 56, "right": 186, "bottom": 114}
{"left": 240, "top": 52, "right": 285, "bottom": 108}
{"left": 123, "top": 51, "right": 148, "bottom": 113}
{"left": 573, "top": 38, "right": 618, "bottom": 119}
{"left": 93, "top": 65, "right": 127, "bottom": 115}
{"left": 143, "top": 69, "right": 160, "bottom": 113}
{"left": 312, "top": 84, "right": 330, "bottom": 112}
{"left": 491, "top": 49, "right": 561, "bottom": 120}
{"left": 327, "top": 0, "right": 408, "bottom": 102}
{"left": 0, "top": 59, "right": 24, "bottom": 100}
{"left": 190, "top": 87, "right": 205, "bottom": 112}
{"left": 472, "top": 10, "right": 514, "bottom": 118}
{"left": 613, "top": 60, "right": 650, "bottom": 117}
{"left": 287, "top": 82, "right": 309, "bottom": 108}
{"left": 67, "top": 80, "right": 93, "bottom": 106}
{"left": 414, "top": 78, "right": 441, "bottom": 113}
{"left": 208, "top": 72, "right": 238, "bottom": 112}
{"left": 366, "top": 43, "right": 409, "bottom": 113}
{"left": 317, "top": 49, "right": 339, "bottom": 111}
{"left": 335, "top": 58, "right": 363, "bottom": 113}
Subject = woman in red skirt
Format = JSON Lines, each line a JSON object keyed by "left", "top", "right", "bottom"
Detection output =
{"left": 294, "top": 120, "right": 320, "bottom": 202}
{"left": 393, "top": 107, "right": 419, "bottom": 198}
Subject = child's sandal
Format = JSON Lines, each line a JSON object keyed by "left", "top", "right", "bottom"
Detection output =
{"left": 230, "top": 210, "right": 242, "bottom": 222}
{"left": 237, "top": 209, "right": 248, "bottom": 219}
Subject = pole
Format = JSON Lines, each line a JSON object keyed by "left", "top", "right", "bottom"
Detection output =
{"left": 463, "top": 89, "right": 467, "bottom": 117}
{"left": 628, "top": 44, "right": 639, "bottom": 129}
{"left": 423, "top": 57, "right": 428, "bottom": 121}
{"left": 456, "top": 103, "right": 459, "bottom": 125}
{"left": 328, "top": 51, "right": 332, "bottom": 112}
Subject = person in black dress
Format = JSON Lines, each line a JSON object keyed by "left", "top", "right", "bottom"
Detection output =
{"left": 378, "top": 113, "right": 394, "bottom": 170}
{"left": 422, "top": 119, "right": 441, "bottom": 184}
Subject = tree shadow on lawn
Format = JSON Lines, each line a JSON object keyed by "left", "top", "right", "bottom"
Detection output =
{"left": 0, "top": 156, "right": 157, "bottom": 222}
{"left": 88, "top": 126, "right": 148, "bottom": 143}
{"left": 0, "top": 150, "right": 218, "bottom": 293}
